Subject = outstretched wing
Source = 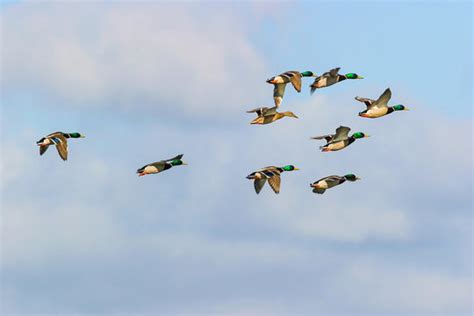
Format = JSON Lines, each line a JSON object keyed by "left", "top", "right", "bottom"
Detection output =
{"left": 254, "top": 179, "right": 267, "bottom": 194}
{"left": 376, "top": 88, "right": 392, "bottom": 107}
{"left": 259, "top": 166, "right": 281, "bottom": 178}
{"left": 331, "top": 126, "right": 351, "bottom": 142}
{"left": 262, "top": 106, "right": 278, "bottom": 116}
{"left": 311, "top": 134, "right": 334, "bottom": 143}
{"left": 312, "top": 187, "right": 326, "bottom": 194}
{"left": 323, "top": 175, "right": 344, "bottom": 186}
{"left": 268, "top": 175, "right": 281, "bottom": 194}
{"left": 165, "top": 154, "right": 183, "bottom": 162}
{"left": 355, "top": 96, "right": 376, "bottom": 109}
{"left": 283, "top": 71, "right": 302, "bottom": 92}
{"left": 328, "top": 67, "right": 341, "bottom": 78}
{"left": 39, "top": 145, "right": 49, "bottom": 156}
{"left": 273, "top": 83, "right": 286, "bottom": 107}
{"left": 52, "top": 134, "right": 68, "bottom": 161}
{"left": 55, "top": 141, "right": 68, "bottom": 161}
{"left": 246, "top": 107, "right": 269, "bottom": 116}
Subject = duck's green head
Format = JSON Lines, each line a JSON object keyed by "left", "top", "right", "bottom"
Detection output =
{"left": 344, "top": 174, "right": 360, "bottom": 181}
{"left": 171, "top": 159, "right": 187, "bottom": 166}
{"left": 301, "top": 71, "right": 314, "bottom": 77}
{"left": 282, "top": 165, "right": 299, "bottom": 171}
{"left": 352, "top": 132, "right": 369, "bottom": 139}
{"left": 345, "top": 73, "right": 363, "bottom": 79}
{"left": 393, "top": 104, "right": 409, "bottom": 111}
{"left": 69, "top": 132, "right": 85, "bottom": 138}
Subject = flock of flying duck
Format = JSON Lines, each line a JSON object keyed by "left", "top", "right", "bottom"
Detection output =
{"left": 36, "top": 67, "right": 409, "bottom": 195}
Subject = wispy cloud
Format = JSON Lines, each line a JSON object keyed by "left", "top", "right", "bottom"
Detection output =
{"left": 1, "top": 1, "right": 472, "bottom": 315}
{"left": 2, "top": 3, "right": 268, "bottom": 117}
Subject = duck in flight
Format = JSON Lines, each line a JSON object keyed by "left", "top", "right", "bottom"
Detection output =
{"left": 266, "top": 70, "right": 315, "bottom": 107}
{"left": 137, "top": 154, "right": 187, "bottom": 176}
{"left": 356, "top": 88, "right": 409, "bottom": 118}
{"left": 310, "top": 67, "right": 363, "bottom": 94}
{"left": 36, "top": 132, "right": 85, "bottom": 161}
{"left": 246, "top": 165, "right": 299, "bottom": 194}
{"left": 311, "top": 174, "right": 360, "bottom": 194}
{"left": 247, "top": 106, "right": 298, "bottom": 125}
{"left": 311, "top": 126, "right": 368, "bottom": 152}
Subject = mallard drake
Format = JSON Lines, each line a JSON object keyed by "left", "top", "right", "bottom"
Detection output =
{"left": 36, "top": 132, "right": 85, "bottom": 161}
{"left": 266, "top": 71, "right": 315, "bottom": 107}
{"left": 311, "top": 126, "right": 368, "bottom": 152}
{"left": 310, "top": 67, "right": 363, "bottom": 93}
{"left": 246, "top": 165, "right": 299, "bottom": 194}
{"left": 310, "top": 174, "right": 360, "bottom": 194}
{"left": 137, "top": 154, "right": 187, "bottom": 176}
{"left": 356, "top": 88, "right": 409, "bottom": 118}
{"left": 247, "top": 106, "right": 298, "bottom": 125}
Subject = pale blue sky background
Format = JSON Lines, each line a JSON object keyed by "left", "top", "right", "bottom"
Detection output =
{"left": 1, "top": 1, "right": 472, "bottom": 315}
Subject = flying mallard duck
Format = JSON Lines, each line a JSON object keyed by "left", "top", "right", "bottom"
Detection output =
{"left": 310, "top": 174, "right": 360, "bottom": 194}
{"left": 137, "top": 154, "right": 187, "bottom": 177}
{"left": 247, "top": 106, "right": 298, "bottom": 125}
{"left": 356, "top": 88, "right": 409, "bottom": 118}
{"left": 246, "top": 165, "right": 299, "bottom": 194}
{"left": 36, "top": 132, "right": 85, "bottom": 161}
{"left": 310, "top": 67, "right": 363, "bottom": 94}
{"left": 266, "top": 71, "right": 315, "bottom": 107}
{"left": 311, "top": 126, "right": 368, "bottom": 152}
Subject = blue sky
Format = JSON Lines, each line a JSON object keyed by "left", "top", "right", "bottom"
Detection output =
{"left": 1, "top": 1, "right": 472, "bottom": 315}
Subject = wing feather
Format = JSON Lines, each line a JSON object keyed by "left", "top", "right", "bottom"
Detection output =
{"left": 39, "top": 145, "right": 49, "bottom": 156}
{"left": 312, "top": 187, "right": 326, "bottom": 194}
{"left": 328, "top": 67, "right": 341, "bottom": 78}
{"left": 331, "top": 126, "right": 351, "bottom": 142}
{"left": 247, "top": 107, "right": 268, "bottom": 116}
{"left": 285, "top": 71, "right": 302, "bottom": 92}
{"left": 55, "top": 141, "right": 68, "bottom": 161}
{"left": 165, "top": 154, "right": 183, "bottom": 162}
{"left": 311, "top": 134, "right": 334, "bottom": 143}
{"left": 53, "top": 134, "right": 68, "bottom": 161}
{"left": 273, "top": 84, "right": 286, "bottom": 107}
{"left": 268, "top": 175, "right": 281, "bottom": 194}
{"left": 355, "top": 96, "right": 375, "bottom": 109}
{"left": 376, "top": 88, "right": 392, "bottom": 106}
{"left": 254, "top": 179, "right": 267, "bottom": 194}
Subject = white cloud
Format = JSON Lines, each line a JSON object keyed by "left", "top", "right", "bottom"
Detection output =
{"left": 1, "top": 119, "right": 471, "bottom": 314}
{"left": 0, "top": 3, "right": 472, "bottom": 315}
{"left": 1, "top": 3, "right": 268, "bottom": 117}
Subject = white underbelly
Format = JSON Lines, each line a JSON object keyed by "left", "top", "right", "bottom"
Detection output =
{"left": 367, "top": 107, "right": 388, "bottom": 118}
{"left": 327, "top": 141, "right": 346, "bottom": 151}
{"left": 144, "top": 166, "right": 159, "bottom": 174}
